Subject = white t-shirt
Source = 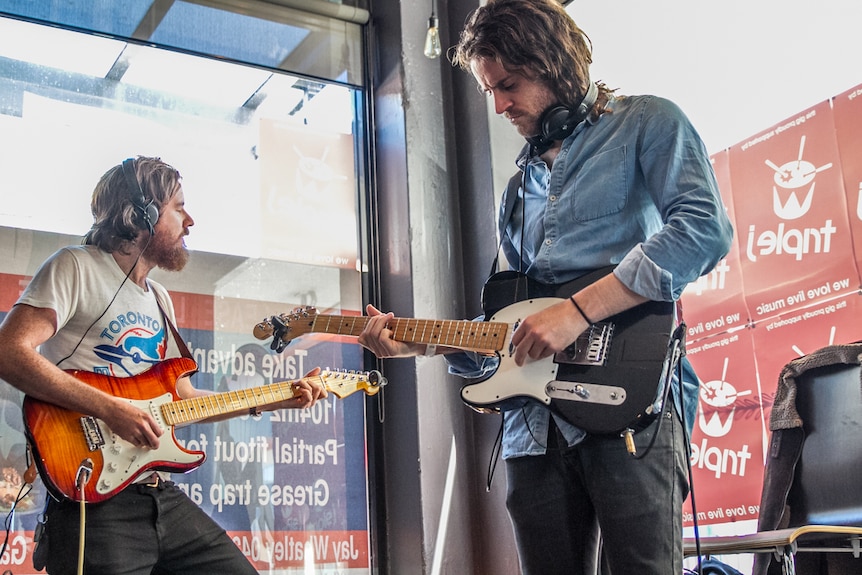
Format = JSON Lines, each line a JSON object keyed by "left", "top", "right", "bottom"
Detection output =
{"left": 18, "top": 245, "right": 180, "bottom": 376}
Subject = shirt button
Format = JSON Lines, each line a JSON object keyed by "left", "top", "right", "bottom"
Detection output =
{"left": 545, "top": 239, "right": 552, "bottom": 246}
{"left": 549, "top": 195, "right": 557, "bottom": 202}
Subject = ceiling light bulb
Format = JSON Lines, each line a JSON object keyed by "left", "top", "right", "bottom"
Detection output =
{"left": 424, "top": 16, "right": 442, "bottom": 59}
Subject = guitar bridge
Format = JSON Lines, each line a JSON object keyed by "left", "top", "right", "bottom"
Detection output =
{"left": 555, "top": 321, "right": 614, "bottom": 366}
{"left": 80, "top": 416, "right": 105, "bottom": 451}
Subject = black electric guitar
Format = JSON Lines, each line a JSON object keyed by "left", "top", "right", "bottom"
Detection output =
{"left": 254, "top": 267, "right": 679, "bottom": 434}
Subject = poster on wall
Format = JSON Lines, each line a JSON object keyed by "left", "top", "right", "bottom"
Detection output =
{"left": 832, "top": 82, "right": 862, "bottom": 281}
{"left": 0, "top": 282, "right": 373, "bottom": 574}
{"left": 684, "top": 328, "right": 765, "bottom": 529}
{"left": 680, "top": 149, "right": 750, "bottom": 344}
{"left": 171, "top": 290, "right": 372, "bottom": 572}
{"left": 729, "top": 99, "right": 857, "bottom": 324}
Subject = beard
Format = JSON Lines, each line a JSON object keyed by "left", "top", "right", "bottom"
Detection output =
{"left": 147, "top": 231, "right": 190, "bottom": 272}
{"left": 523, "top": 90, "right": 559, "bottom": 140}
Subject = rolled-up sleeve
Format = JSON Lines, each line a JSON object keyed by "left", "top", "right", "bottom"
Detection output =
{"left": 616, "top": 97, "right": 733, "bottom": 301}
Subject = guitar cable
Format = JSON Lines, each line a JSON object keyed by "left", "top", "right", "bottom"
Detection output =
{"left": 679, "top": 360, "right": 705, "bottom": 574}
{"left": 485, "top": 417, "right": 504, "bottom": 491}
{"left": 75, "top": 458, "right": 94, "bottom": 575}
{"left": 627, "top": 323, "right": 687, "bottom": 461}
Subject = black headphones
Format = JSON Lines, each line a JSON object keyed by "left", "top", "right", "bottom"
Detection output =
{"left": 528, "top": 80, "right": 599, "bottom": 153}
{"left": 121, "top": 157, "right": 159, "bottom": 234}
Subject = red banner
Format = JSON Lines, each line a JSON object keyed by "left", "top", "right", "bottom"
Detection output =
{"left": 681, "top": 87, "right": 862, "bottom": 532}
{"left": 832, "top": 82, "right": 862, "bottom": 282}
{"left": 731, "top": 99, "right": 856, "bottom": 320}
{"left": 681, "top": 149, "right": 750, "bottom": 343}
{"left": 685, "top": 329, "right": 764, "bottom": 527}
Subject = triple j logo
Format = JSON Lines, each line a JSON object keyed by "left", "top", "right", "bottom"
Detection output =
{"left": 692, "top": 357, "right": 754, "bottom": 479}
{"left": 698, "top": 357, "right": 752, "bottom": 438}
{"left": 746, "top": 135, "right": 836, "bottom": 262}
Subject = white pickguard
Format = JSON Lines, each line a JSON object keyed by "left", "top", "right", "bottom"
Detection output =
{"left": 460, "top": 298, "right": 560, "bottom": 407}
{"left": 93, "top": 393, "right": 204, "bottom": 495}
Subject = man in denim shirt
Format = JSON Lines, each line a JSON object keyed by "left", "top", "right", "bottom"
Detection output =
{"left": 358, "top": 0, "right": 733, "bottom": 573}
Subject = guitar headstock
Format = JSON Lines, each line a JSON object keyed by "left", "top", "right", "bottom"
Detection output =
{"left": 320, "top": 369, "right": 386, "bottom": 398}
{"left": 253, "top": 306, "right": 319, "bottom": 352}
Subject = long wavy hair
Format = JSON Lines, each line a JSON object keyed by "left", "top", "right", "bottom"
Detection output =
{"left": 451, "top": 0, "right": 608, "bottom": 110}
{"left": 84, "top": 156, "right": 181, "bottom": 253}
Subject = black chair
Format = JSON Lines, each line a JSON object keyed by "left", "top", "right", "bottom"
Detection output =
{"left": 684, "top": 343, "right": 862, "bottom": 575}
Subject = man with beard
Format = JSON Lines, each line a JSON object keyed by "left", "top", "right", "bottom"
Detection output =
{"left": 357, "top": 1, "right": 733, "bottom": 573}
{"left": 0, "top": 156, "right": 327, "bottom": 574}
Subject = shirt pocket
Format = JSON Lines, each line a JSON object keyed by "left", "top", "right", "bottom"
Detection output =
{"left": 566, "top": 145, "right": 628, "bottom": 222}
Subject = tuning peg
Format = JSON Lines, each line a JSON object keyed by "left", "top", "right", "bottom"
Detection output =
{"left": 252, "top": 319, "right": 273, "bottom": 340}
{"left": 368, "top": 370, "right": 387, "bottom": 387}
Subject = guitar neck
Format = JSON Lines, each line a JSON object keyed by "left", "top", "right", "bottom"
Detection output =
{"left": 309, "top": 315, "right": 508, "bottom": 353}
{"left": 160, "top": 369, "right": 381, "bottom": 427}
{"left": 161, "top": 379, "right": 303, "bottom": 426}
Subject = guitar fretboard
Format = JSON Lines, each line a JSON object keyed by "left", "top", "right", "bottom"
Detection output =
{"left": 161, "top": 380, "right": 299, "bottom": 426}
{"left": 309, "top": 315, "right": 508, "bottom": 352}
{"left": 160, "top": 371, "right": 378, "bottom": 426}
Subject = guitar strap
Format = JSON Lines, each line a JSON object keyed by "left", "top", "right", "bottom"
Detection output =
{"left": 484, "top": 166, "right": 524, "bottom": 491}
{"left": 150, "top": 282, "right": 194, "bottom": 361}
{"left": 488, "top": 169, "right": 524, "bottom": 278}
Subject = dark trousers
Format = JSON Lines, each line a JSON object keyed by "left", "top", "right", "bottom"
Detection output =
{"left": 44, "top": 480, "right": 257, "bottom": 575}
{"left": 505, "top": 409, "right": 689, "bottom": 575}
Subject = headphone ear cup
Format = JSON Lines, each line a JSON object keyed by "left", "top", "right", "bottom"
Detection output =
{"left": 141, "top": 202, "right": 159, "bottom": 232}
{"left": 540, "top": 105, "right": 574, "bottom": 142}
{"left": 122, "top": 158, "right": 158, "bottom": 233}
{"left": 537, "top": 82, "right": 599, "bottom": 145}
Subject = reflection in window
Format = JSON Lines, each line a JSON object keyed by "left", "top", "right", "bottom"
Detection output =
{"left": 0, "top": 7, "right": 370, "bottom": 573}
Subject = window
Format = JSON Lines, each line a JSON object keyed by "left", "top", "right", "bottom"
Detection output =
{"left": 0, "top": 2, "right": 373, "bottom": 572}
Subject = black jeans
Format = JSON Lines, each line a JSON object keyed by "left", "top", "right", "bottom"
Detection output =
{"left": 44, "top": 480, "right": 256, "bottom": 575}
{"left": 505, "top": 409, "right": 689, "bottom": 575}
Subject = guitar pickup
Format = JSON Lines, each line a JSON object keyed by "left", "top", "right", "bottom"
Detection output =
{"left": 555, "top": 322, "right": 614, "bottom": 366}
{"left": 80, "top": 416, "right": 106, "bottom": 451}
{"left": 545, "top": 381, "right": 627, "bottom": 406}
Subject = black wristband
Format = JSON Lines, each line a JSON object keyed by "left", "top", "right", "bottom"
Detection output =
{"left": 569, "top": 296, "right": 594, "bottom": 325}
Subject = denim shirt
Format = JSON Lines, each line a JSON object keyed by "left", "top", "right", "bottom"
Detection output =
{"left": 447, "top": 94, "right": 733, "bottom": 459}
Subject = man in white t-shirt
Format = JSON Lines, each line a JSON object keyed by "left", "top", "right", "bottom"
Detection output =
{"left": 0, "top": 156, "right": 327, "bottom": 574}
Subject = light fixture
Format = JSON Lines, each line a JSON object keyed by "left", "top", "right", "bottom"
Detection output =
{"left": 423, "top": 2, "right": 442, "bottom": 59}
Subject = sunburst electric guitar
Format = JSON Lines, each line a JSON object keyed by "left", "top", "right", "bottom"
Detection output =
{"left": 23, "top": 357, "right": 385, "bottom": 503}
{"left": 254, "top": 267, "right": 681, "bottom": 435}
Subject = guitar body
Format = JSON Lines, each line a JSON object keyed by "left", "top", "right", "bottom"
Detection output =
{"left": 462, "top": 267, "right": 676, "bottom": 434}
{"left": 23, "top": 357, "right": 204, "bottom": 503}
